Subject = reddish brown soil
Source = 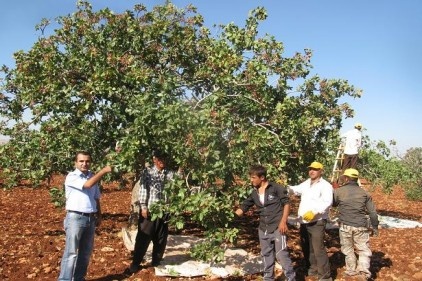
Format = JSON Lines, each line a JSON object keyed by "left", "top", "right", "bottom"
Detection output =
{"left": 0, "top": 177, "right": 421, "bottom": 281}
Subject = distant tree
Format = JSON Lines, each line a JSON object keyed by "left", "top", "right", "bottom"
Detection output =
{"left": 401, "top": 147, "right": 422, "bottom": 200}
{"left": 359, "top": 137, "right": 421, "bottom": 200}
{"left": 402, "top": 147, "right": 422, "bottom": 179}
{"left": 0, "top": 1, "right": 361, "bottom": 260}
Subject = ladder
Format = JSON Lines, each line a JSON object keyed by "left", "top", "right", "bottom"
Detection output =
{"left": 330, "top": 143, "right": 362, "bottom": 188}
{"left": 330, "top": 143, "right": 344, "bottom": 185}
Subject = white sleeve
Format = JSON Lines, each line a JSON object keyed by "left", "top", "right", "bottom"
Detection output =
{"left": 288, "top": 182, "right": 305, "bottom": 196}
{"left": 65, "top": 173, "right": 85, "bottom": 190}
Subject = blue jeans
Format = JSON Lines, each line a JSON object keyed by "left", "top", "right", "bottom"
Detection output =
{"left": 58, "top": 212, "right": 96, "bottom": 281}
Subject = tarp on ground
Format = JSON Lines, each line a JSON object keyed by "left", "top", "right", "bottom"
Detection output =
{"left": 121, "top": 214, "right": 421, "bottom": 277}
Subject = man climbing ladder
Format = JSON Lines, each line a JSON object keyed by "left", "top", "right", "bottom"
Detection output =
{"left": 341, "top": 123, "right": 363, "bottom": 170}
{"left": 331, "top": 123, "right": 363, "bottom": 187}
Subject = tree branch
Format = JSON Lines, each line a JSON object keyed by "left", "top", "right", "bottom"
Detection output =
{"left": 227, "top": 94, "right": 265, "bottom": 106}
{"left": 194, "top": 85, "right": 220, "bottom": 109}
{"left": 249, "top": 118, "right": 286, "bottom": 145}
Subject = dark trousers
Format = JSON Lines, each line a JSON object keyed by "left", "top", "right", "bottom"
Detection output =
{"left": 342, "top": 154, "right": 358, "bottom": 170}
{"left": 300, "top": 220, "right": 331, "bottom": 279}
{"left": 132, "top": 216, "right": 169, "bottom": 265}
{"left": 258, "top": 229, "right": 296, "bottom": 281}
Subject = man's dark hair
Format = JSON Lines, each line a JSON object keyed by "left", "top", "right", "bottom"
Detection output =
{"left": 74, "top": 150, "right": 92, "bottom": 162}
{"left": 152, "top": 149, "right": 167, "bottom": 161}
{"left": 249, "top": 165, "right": 267, "bottom": 178}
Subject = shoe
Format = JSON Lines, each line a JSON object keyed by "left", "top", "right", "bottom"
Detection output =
{"left": 307, "top": 269, "right": 318, "bottom": 276}
{"left": 355, "top": 273, "right": 370, "bottom": 280}
{"left": 151, "top": 260, "right": 161, "bottom": 267}
{"left": 343, "top": 271, "right": 358, "bottom": 277}
{"left": 319, "top": 273, "right": 332, "bottom": 281}
{"left": 128, "top": 263, "right": 141, "bottom": 273}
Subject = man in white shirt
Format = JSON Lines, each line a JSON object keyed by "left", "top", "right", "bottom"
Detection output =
{"left": 288, "top": 161, "right": 333, "bottom": 281}
{"left": 58, "top": 151, "right": 112, "bottom": 281}
{"left": 341, "top": 123, "right": 362, "bottom": 170}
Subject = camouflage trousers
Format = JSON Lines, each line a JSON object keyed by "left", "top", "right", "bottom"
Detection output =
{"left": 339, "top": 224, "right": 372, "bottom": 278}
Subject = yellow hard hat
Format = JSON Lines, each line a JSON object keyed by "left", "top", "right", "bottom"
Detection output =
{"left": 354, "top": 123, "right": 362, "bottom": 129}
{"left": 343, "top": 168, "right": 359, "bottom": 178}
{"left": 308, "top": 161, "right": 323, "bottom": 169}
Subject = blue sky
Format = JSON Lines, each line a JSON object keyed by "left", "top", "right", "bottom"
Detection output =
{"left": 1, "top": 0, "right": 421, "bottom": 154}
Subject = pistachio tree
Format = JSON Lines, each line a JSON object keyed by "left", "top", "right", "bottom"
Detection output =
{"left": 0, "top": 1, "right": 360, "bottom": 261}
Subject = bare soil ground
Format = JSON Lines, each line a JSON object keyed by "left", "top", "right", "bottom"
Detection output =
{"left": 1, "top": 177, "right": 421, "bottom": 281}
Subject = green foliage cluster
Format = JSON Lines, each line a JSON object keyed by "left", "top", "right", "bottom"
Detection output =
{"left": 189, "top": 238, "right": 227, "bottom": 263}
{"left": 401, "top": 147, "right": 422, "bottom": 200}
{"left": 0, "top": 1, "right": 362, "bottom": 261}
{"left": 359, "top": 137, "right": 421, "bottom": 201}
{"left": 49, "top": 186, "right": 66, "bottom": 207}
{"left": 149, "top": 177, "right": 241, "bottom": 262}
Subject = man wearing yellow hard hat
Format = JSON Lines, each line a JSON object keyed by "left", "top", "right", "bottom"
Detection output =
{"left": 341, "top": 123, "right": 362, "bottom": 170}
{"left": 333, "top": 168, "right": 379, "bottom": 280}
{"left": 288, "top": 161, "right": 333, "bottom": 281}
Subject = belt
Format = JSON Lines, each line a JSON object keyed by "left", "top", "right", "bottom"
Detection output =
{"left": 68, "top": 210, "right": 96, "bottom": 217}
